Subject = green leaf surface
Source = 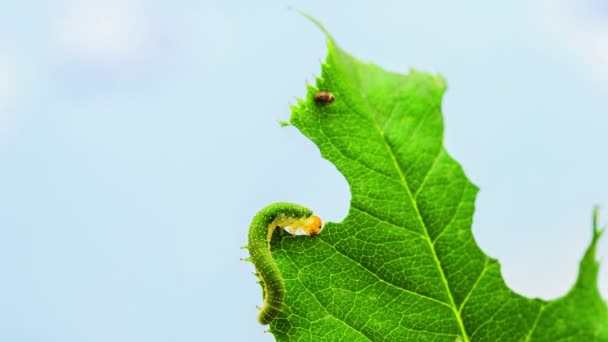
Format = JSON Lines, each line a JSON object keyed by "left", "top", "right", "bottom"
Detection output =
{"left": 260, "top": 21, "right": 607, "bottom": 341}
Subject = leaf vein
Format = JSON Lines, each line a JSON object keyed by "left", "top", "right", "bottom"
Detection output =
{"left": 317, "top": 238, "right": 453, "bottom": 309}
{"left": 469, "top": 296, "right": 512, "bottom": 339}
{"left": 524, "top": 303, "right": 545, "bottom": 342}
{"left": 413, "top": 147, "right": 442, "bottom": 198}
{"left": 292, "top": 275, "right": 373, "bottom": 341}
{"left": 351, "top": 205, "right": 425, "bottom": 239}
{"left": 458, "top": 258, "right": 491, "bottom": 313}
{"left": 431, "top": 182, "right": 467, "bottom": 244}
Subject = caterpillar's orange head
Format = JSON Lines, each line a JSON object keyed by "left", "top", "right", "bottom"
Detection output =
{"left": 305, "top": 215, "right": 323, "bottom": 237}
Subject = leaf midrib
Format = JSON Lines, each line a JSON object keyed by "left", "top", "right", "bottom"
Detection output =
{"left": 378, "top": 117, "right": 470, "bottom": 342}
{"left": 340, "top": 69, "right": 470, "bottom": 341}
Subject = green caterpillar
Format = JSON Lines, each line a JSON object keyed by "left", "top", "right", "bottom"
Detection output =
{"left": 246, "top": 202, "right": 322, "bottom": 325}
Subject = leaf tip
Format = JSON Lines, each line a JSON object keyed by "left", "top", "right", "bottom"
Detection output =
{"left": 290, "top": 8, "right": 334, "bottom": 44}
{"left": 572, "top": 206, "right": 604, "bottom": 292}
{"left": 593, "top": 206, "right": 604, "bottom": 241}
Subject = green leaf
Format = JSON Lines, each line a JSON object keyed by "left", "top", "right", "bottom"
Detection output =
{"left": 257, "top": 20, "right": 608, "bottom": 341}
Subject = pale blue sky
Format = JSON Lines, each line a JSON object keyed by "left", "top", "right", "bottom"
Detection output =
{"left": 0, "top": 1, "right": 607, "bottom": 341}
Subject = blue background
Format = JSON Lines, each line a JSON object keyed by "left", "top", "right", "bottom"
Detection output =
{"left": 0, "top": 1, "right": 606, "bottom": 341}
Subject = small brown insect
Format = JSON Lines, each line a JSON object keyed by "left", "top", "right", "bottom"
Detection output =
{"left": 314, "top": 91, "right": 335, "bottom": 104}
